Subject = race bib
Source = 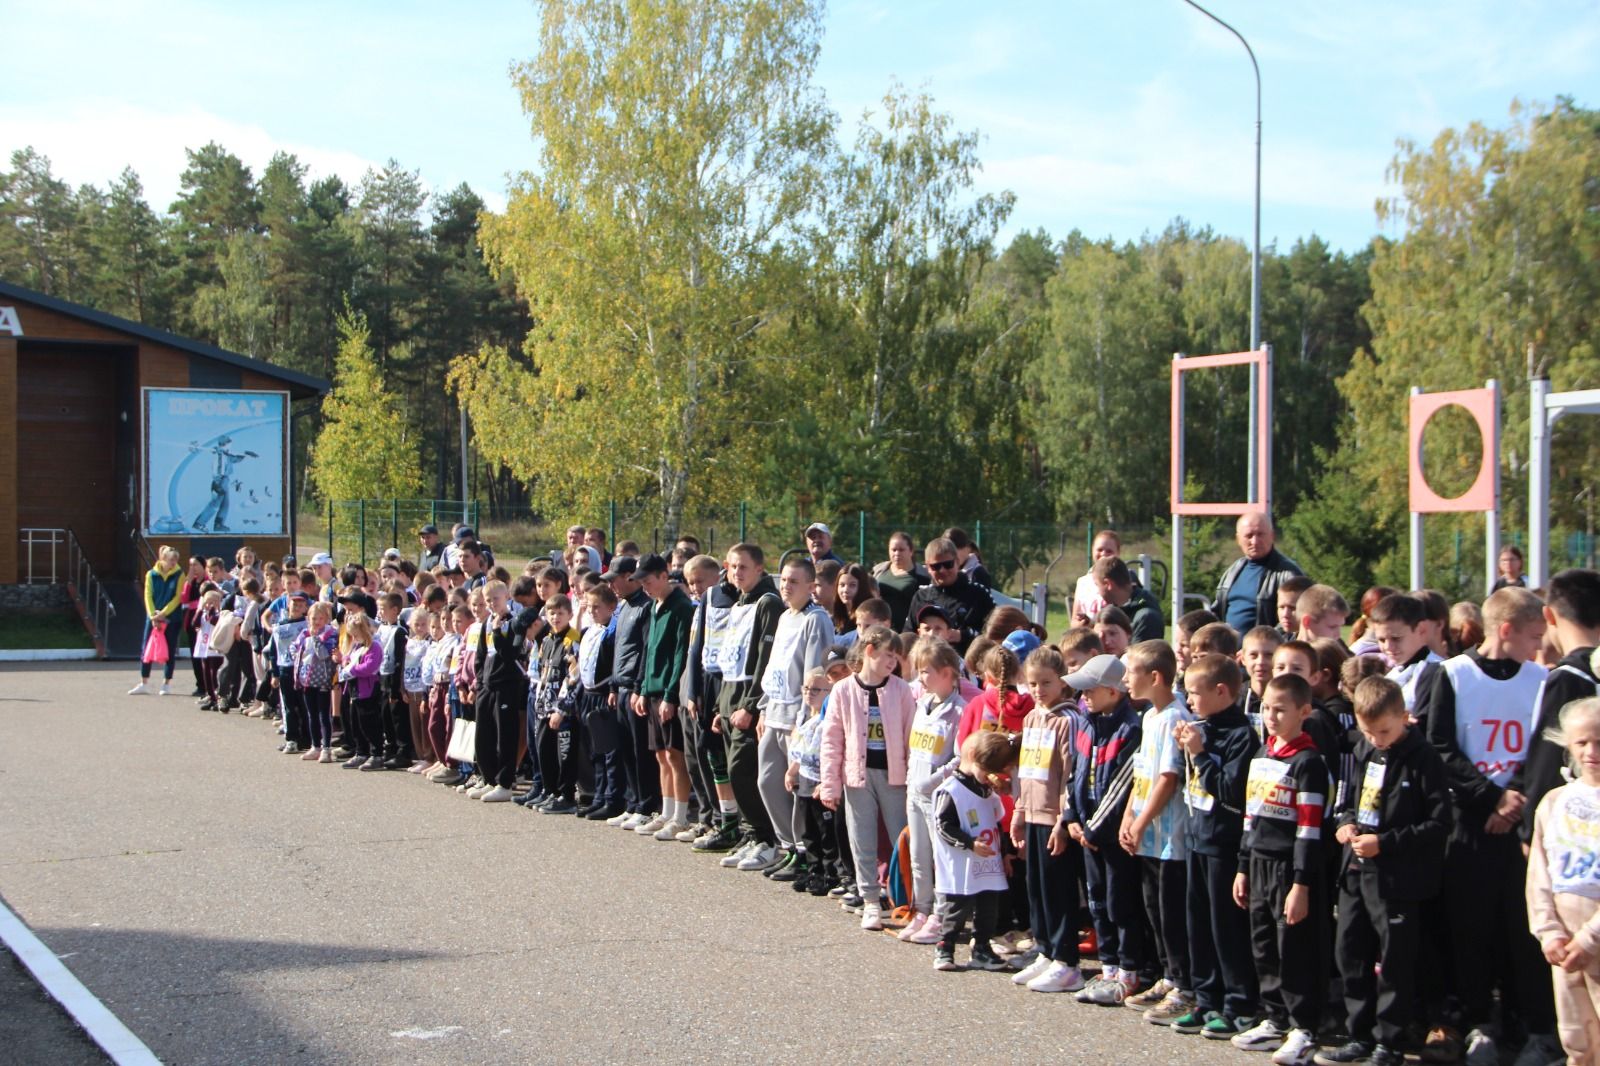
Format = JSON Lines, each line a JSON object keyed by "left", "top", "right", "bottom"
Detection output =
{"left": 909, "top": 719, "right": 951, "bottom": 756}
{"left": 1018, "top": 726, "right": 1054, "bottom": 782}
{"left": 1130, "top": 752, "right": 1153, "bottom": 813}
{"left": 1245, "top": 757, "right": 1294, "bottom": 821}
{"left": 1356, "top": 761, "right": 1385, "bottom": 828}
{"left": 1549, "top": 788, "right": 1600, "bottom": 899}
{"left": 866, "top": 707, "right": 886, "bottom": 750}
{"left": 1185, "top": 764, "right": 1215, "bottom": 813}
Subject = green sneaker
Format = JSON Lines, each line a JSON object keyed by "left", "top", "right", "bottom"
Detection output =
{"left": 1203, "top": 1014, "right": 1246, "bottom": 1040}
{"left": 1171, "top": 1009, "right": 1210, "bottom": 1035}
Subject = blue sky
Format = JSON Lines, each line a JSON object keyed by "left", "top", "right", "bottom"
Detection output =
{"left": 3, "top": 0, "right": 1597, "bottom": 252}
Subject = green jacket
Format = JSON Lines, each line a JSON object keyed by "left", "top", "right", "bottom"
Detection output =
{"left": 640, "top": 586, "right": 696, "bottom": 700}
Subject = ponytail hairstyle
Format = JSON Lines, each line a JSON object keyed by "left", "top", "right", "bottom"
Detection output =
{"left": 981, "top": 643, "right": 1022, "bottom": 706}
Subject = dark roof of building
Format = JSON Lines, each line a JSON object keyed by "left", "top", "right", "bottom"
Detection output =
{"left": 0, "top": 279, "right": 330, "bottom": 397}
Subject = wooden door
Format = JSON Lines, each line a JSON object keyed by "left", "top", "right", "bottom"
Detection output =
{"left": 17, "top": 344, "right": 120, "bottom": 574}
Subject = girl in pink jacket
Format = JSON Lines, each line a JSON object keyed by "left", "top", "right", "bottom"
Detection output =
{"left": 1528, "top": 697, "right": 1600, "bottom": 1066}
{"left": 821, "top": 625, "right": 916, "bottom": 933}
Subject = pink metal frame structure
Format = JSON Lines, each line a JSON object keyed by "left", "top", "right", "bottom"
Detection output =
{"left": 1168, "top": 347, "right": 1273, "bottom": 623}
{"left": 1407, "top": 382, "right": 1500, "bottom": 592}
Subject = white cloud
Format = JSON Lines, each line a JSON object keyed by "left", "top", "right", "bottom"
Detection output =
{"left": 0, "top": 100, "right": 386, "bottom": 212}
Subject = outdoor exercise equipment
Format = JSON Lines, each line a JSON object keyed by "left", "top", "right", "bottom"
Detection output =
{"left": 1528, "top": 376, "right": 1600, "bottom": 588}
{"left": 1168, "top": 347, "right": 1273, "bottom": 624}
{"left": 1407, "top": 382, "right": 1499, "bottom": 593}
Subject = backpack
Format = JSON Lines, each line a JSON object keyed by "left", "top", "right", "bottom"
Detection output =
{"left": 209, "top": 610, "right": 240, "bottom": 654}
{"left": 884, "top": 826, "right": 914, "bottom": 912}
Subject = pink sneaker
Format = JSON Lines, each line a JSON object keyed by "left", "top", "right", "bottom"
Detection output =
{"left": 300, "top": 748, "right": 320, "bottom": 761}
{"left": 896, "top": 913, "right": 927, "bottom": 942}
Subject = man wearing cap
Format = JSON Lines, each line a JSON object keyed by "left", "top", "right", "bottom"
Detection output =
{"left": 418, "top": 525, "right": 444, "bottom": 571}
{"left": 602, "top": 556, "right": 660, "bottom": 827}
{"left": 1092, "top": 557, "right": 1164, "bottom": 643}
{"left": 633, "top": 554, "right": 698, "bottom": 839}
{"left": 804, "top": 523, "right": 845, "bottom": 567}
{"left": 901, "top": 537, "right": 995, "bottom": 652}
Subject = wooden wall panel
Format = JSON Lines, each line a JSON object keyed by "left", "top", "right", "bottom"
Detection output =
{"left": 17, "top": 347, "right": 118, "bottom": 571}
{"left": 0, "top": 337, "right": 16, "bottom": 584}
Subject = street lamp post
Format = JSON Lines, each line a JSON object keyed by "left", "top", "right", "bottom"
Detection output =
{"left": 1181, "top": 0, "right": 1262, "bottom": 502}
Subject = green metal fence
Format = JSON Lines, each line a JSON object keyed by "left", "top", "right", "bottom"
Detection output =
{"left": 320, "top": 499, "right": 480, "bottom": 569}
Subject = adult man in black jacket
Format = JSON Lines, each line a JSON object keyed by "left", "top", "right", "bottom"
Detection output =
{"left": 901, "top": 537, "right": 994, "bottom": 652}
{"left": 1092, "top": 556, "right": 1164, "bottom": 642}
{"left": 1214, "top": 512, "right": 1304, "bottom": 635}
{"left": 603, "top": 557, "right": 658, "bottom": 823}
{"left": 715, "top": 543, "right": 785, "bottom": 866}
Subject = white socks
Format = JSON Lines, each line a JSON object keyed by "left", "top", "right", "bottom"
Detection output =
{"left": 663, "top": 797, "right": 681, "bottom": 824}
{"left": 719, "top": 798, "right": 738, "bottom": 815}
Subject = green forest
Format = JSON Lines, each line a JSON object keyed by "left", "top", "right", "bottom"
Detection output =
{"left": 2, "top": 0, "right": 1597, "bottom": 599}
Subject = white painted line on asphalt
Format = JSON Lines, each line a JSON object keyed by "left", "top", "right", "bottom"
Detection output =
{"left": 0, "top": 897, "right": 162, "bottom": 1065}
{"left": 0, "top": 649, "right": 98, "bottom": 661}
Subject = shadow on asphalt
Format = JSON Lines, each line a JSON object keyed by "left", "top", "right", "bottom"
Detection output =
{"left": 0, "top": 946, "right": 112, "bottom": 1066}
{"left": 29, "top": 926, "right": 439, "bottom": 1065}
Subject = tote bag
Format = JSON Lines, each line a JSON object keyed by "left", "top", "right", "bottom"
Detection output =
{"left": 445, "top": 717, "right": 477, "bottom": 763}
{"left": 144, "top": 621, "right": 170, "bottom": 664}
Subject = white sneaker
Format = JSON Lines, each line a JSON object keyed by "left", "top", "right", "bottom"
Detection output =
{"left": 1464, "top": 1029, "right": 1498, "bottom": 1066}
{"left": 1232, "top": 1017, "right": 1288, "bottom": 1051}
{"left": 605, "top": 810, "right": 634, "bottom": 827}
{"left": 654, "top": 820, "right": 689, "bottom": 841}
{"left": 736, "top": 843, "right": 779, "bottom": 871}
{"left": 619, "top": 812, "right": 648, "bottom": 830}
{"left": 127, "top": 682, "right": 149, "bottom": 695}
{"left": 719, "top": 839, "right": 756, "bottom": 868}
{"left": 635, "top": 815, "right": 669, "bottom": 835}
{"left": 675, "top": 823, "right": 704, "bottom": 843}
{"left": 1027, "top": 961, "right": 1086, "bottom": 993}
{"left": 479, "top": 786, "right": 513, "bottom": 803}
{"left": 1272, "top": 1028, "right": 1317, "bottom": 1066}
{"left": 1081, "top": 973, "right": 1136, "bottom": 1005}
{"left": 1012, "top": 954, "right": 1054, "bottom": 986}
{"left": 860, "top": 904, "right": 884, "bottom": 931}
{"left": 467, "top": 782, "right": 495, "bottom": 799}
{"left": 158, "top": 682, "right": 171, "bottom": 696}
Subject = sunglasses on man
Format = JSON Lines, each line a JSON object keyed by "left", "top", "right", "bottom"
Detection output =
{"left": 928, "top": 559, "right": 957, "bottom": 572}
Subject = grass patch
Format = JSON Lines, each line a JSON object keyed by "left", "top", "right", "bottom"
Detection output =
{"left": 0, "top": 609, "right": 94, "bottom": 650}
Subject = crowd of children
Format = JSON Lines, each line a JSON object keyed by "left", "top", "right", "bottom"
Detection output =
{"left": 124, "top": 522, "right": 1600, "bottom": 1066}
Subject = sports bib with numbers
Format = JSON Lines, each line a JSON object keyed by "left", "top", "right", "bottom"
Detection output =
{"left": 701, "top": 599, "right": 731, "bottom": 673}
{"left": 1445, "top": 656, "right": 1546, "bottom": 788}
{"left": 716, "top": 601, "right": 760, "bottom": 680}
{"left": 1547, "top": 784, "right": 1600, "bottom": 899}
{"left": 1130, "top": 752, "right": 1154, "bottom": 813}
{"left": 866, "top": 705, "right": 887, "bottom": 751}
{"left": 1245, "top": 757, "right": 1295, "bottom": 821}
{"left": 1185, "top": 762, "right": 1215, "bottom": 813}
{"left": 1356, "top": 760, "right": 1385, "bottom": 828}
{"left": 1017, "top": 725, "right": 1055, "bottom": 782}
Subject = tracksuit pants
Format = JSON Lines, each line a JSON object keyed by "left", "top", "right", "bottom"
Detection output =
{"left": 1248, "top": 853, "right": 1325, "bottom": 1032}
{"left": 1335, "top": 866, "right": 1419, "bottom": 1048}
{"left": 1188, "top": 849, "right": 1259, "bottom": 1021}
{"left": 757, "top": 727, "right": 795, "bottom": 849}
{"left": 1025, "top": 821, "right": 1081, "bottom": 965}
{"left": 843, "top": 767, "right": 908, "bottom": 901}
{"left": 1142, "top": 855, "right": 1191, "bottom": 991}
{"left": 1084, "top": 836, "right": 1146, "bottom": 974}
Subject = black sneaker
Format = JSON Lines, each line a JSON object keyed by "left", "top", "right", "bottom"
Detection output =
{"left": 968, "top": 949, "right": 1010, "bottom": 972}
{"left": 1313, "top": 1041, "right": 1375, "bottom": 1065}
{"left": 762, "top": 850, "right": 797, "bottom": 878}
{"left": 692, "top": 821, "right": 740, "bottom": 852}
{"left": 934, "top": 948, "right": 958, "bottom": 971}
{"left": 514, "top": 790, "right": 544, "bottom": 807}
{"left": 771, "top": 857, "right": 808, "bottom": 883}
{"left": 382, "top": 755, "right": 409, "bottom": 770}
{"left": 586, "top": 802, "right": 626, "bottom": 821}
{"left": 542, "top": 798, "right": 577, "bottom": 814}
{"left": 840, "top": 892, "right": 864, "bottom": 913}
{"left": 1369, "top": 1047, "right": 1403, "bottom": 1066}
{"left": 806, "top": 871, "right": 831, "bottom": 896}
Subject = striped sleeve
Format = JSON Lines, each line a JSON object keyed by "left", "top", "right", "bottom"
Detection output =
{"left": 1292, "top": 754, "right": 1330, "bottom": 884}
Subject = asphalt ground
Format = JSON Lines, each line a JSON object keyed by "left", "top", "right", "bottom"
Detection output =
{"left": 0, "top": 662, "right": 1247, "bottom": 1065}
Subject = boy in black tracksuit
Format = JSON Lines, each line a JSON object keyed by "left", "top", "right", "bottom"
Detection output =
{"left": 475, "top": 585, "right": 529, "bottom": 794}
{"left": 1317, "top": 676, "right": 1450, "bottom": 1066}
{"left": 1416, "top": 587, "right": 1555, "bottom": 1058}
{"left": 377, "top": 593, "right": 413, "bottom": 768}
{"left": 1173, "top": 653, "right": 1262, "bottom": 1038}
{"left": 531, "top": 596, "right": 581, "bottom": 812}
{"left": 1231, "top": 673, "right": 1329, "bottom": 1057}
{"left": 1512, "top": 568, "right": 1600, "bottom": 842}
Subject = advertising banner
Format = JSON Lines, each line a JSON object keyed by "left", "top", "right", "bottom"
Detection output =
{"left": 143, "top": 388, "right": 289, "bottom": 536}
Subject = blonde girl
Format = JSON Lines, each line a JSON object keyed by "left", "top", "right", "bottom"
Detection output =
{"left": 403, "top": 610, "right": 435, "bottom": 771}
{"left": 195, "top": 588, "right": 224, "bottom": 709}
{"left": 294, "top": 601, "right": 339, "bottom": 762}
{"left": 1528, "top": 697, "right": 1600, "bottom": 1065}
{"left": 130, "top": 545, "right": 184, "bottom": 695}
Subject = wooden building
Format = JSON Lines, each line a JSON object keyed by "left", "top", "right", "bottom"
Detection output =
{"left": 0, "top": 280, "right": 328, "bottom": 610}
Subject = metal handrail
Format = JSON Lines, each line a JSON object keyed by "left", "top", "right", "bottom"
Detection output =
{"left": 19, "top": 527, "right": 116, "bottom": 649}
